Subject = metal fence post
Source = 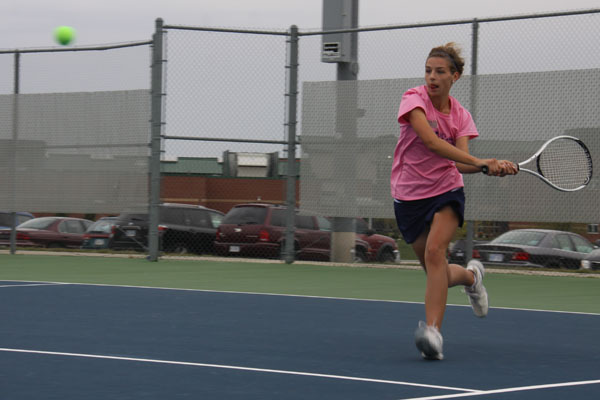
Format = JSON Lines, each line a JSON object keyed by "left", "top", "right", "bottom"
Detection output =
{"left": 465, "top": 18, "right": 479, "bottom": 265}
{"left": 333, "top": 3, "right": 359, "bottom": 263}
{"left": 9, "top": 51, "right": 20, "bottom": 255}
{"left": 148, "top": 18, "right": 164, "bottom": 262}
{"left": 470, "top": 17, "right": 479, "bottom": 120}
{"left": 283, "top": 25, "right": 299, "bottom": 264}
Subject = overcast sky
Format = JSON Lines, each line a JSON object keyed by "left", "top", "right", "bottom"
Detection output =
{"left": 2, "top": 0, "right": 599, "bottom": 161}
{"left": 2, "top": 0, "right": 599, "bottom": 49}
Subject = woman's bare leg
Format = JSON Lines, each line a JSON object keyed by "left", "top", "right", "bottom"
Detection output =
{"left": 410, "top": 206, "right": 474, "bottom": 331}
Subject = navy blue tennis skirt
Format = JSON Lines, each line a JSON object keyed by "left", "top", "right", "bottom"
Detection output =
{"left": 394, "top": 187, "right": 465, "bottom": 244}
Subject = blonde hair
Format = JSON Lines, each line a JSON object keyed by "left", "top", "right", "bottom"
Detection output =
{"left": 428, "top": 42, "right": 465, "bottom": 75}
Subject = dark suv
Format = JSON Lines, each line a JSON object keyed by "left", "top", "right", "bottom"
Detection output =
{"left": 109, "top": 203, "right": 224, "bottom": 254}
{"left": 214, "top": 203, "right": 399, "bottom": 263}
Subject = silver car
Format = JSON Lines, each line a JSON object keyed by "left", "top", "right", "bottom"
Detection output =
{"left": 473, "top": 229, "right": 596, "bottom": 269}
{"left": 581, "top": 248, "right": 600, "bottom": 270}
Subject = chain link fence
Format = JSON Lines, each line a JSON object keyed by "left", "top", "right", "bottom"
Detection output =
{"left": 161, "top": 9, "right": 600, "bottom": 262}
{"left": 0, "top": 42, "right": 152, "bottom": 252}
{"left": 1, "top": 9, "right": 599, "bottom": 264}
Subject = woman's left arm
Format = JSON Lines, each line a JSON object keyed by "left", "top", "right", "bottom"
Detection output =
{"left": 455, "top": 137, "right": 483, "bottom": 174}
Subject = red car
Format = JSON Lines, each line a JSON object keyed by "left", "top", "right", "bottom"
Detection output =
{"left": 353, "top": 217, "right": 400, "bottom": 263}
{"left": 214, "top": 203, "right": 399, "bottom": 263}
{"left": 0, "top": 216, "right": 93, "bottom": 249}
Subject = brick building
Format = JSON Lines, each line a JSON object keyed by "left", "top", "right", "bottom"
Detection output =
{"left": 160, "top": 153, "right": 300, "bottom": 214}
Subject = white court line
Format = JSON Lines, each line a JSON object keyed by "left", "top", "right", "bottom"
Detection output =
{"left": 0, "top": 283, "right": 69, "bottom": 288}
{"left": 399, "top": 379, "right": 600, "bottom": 400}
{"left": 3, "top": 279, "right": 599, "bottom": 316}
{"left": 0, "top": 347, "right": 478, "bottom": 393}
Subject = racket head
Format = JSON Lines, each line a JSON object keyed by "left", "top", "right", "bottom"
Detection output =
{"left": 533, "top": 136, "right": 593, "bottom": 191}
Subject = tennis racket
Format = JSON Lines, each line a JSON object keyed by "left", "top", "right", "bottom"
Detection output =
{"left": 482, "top": 135, "right": 593, "bottom": 192}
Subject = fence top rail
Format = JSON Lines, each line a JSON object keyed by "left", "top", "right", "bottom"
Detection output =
{"left": 162, "top": 25, "right": 290, "bottom": 36}
{"left": 0, "top": 40, "right": 153, "bottom": 55}
{"left": 298, "top": 8, "right": 600, "bottom": 36}
{"left": 163, "top": 8, "right": 600, "bottom": 37}
{"left": 163, "top": 8, "right": 600, "bottom": 36}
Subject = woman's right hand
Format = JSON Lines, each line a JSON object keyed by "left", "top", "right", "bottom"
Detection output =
{"left": 478, "top": 158, "right": 503, "bottom": 176}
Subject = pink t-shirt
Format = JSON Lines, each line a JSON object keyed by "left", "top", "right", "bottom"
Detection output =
{"left": 390, "top": 85, "right": 478, "bottom": 201}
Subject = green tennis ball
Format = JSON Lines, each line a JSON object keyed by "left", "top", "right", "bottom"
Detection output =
{"left": 54, "top": 26, "right": 76, "bottom": 45}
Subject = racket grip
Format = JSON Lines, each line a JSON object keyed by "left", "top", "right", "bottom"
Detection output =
{"left": 481, "top": 163, "right": 519, "bottom": 174}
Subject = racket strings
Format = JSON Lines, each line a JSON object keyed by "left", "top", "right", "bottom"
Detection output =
{"left": 537, "top": 139, "right": 592, "bottom": 190}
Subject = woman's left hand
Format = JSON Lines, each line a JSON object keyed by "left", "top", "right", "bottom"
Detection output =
{"left": 497, "top": 160, "right": 519, "bottom": 176}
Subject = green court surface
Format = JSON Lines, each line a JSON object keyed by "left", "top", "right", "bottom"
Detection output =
{"left": 1, "top": 254, "right": 599, "bottom": 314}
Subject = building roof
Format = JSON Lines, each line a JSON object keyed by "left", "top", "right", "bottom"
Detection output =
{"left": 161, "top": 157, "right": 222, "bottom": 175}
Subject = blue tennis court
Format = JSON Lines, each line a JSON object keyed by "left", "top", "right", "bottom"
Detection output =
{"left": 0, "top": 280, "right": 598, "bottom": 399}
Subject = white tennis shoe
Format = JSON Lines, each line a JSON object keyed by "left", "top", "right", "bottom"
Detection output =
{"left": 414, "top": 321, "right": 444, "bottom": 360}
{"left": 465, "top": 260, "right": 489, "bottom": 318}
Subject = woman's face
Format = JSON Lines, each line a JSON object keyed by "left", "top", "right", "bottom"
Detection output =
{"left": 425, "top": 56, "right": 458, "bottom": 98}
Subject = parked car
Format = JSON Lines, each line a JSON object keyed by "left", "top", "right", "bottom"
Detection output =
{"left": 0, "top": 211, "right": 35, "bottom": 229}
{"left": 473, "top": 229, "right": 596, "bottom": 269}
{"left": 581, "top": 248, "right": 600, "bottom": 270}
{"left": 109, "top": 203, "right": 224, "bottom": 254}
{"left": 214, "top": 203, "right": 399, "bottom": 263}
{"left": 447, "top": 239, "right": 489, "bottom": 265}
{"left": 81, "top": 217, "right": 118, "bottom": 250}
{"left": 0, "top": 216, "right": 92, "bottom": 248}
{"left": 353, "top": 217, "right": 400, "bottom": 262}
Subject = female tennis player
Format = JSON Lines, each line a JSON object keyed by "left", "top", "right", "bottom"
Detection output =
{"left": 390, "top": 43, "right": 518, "bottom": 360}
